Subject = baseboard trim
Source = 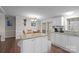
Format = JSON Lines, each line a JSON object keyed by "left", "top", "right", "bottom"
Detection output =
{"left": 5, "top": 37, "right": 15, "bottom": 39}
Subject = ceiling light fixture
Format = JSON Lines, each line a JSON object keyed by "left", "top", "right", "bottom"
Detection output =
{"left": 65, "top": 11, "right": 74, "bottom": 16}
{"left": 27, "top": 14, "right": 40, "bottom": 19}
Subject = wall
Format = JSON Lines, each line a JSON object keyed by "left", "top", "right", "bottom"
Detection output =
{"left": 16, "top": 16, "right": 26, "bottom": 39}
{"left": 16, "top": 16, "right": 42, "bottom": 39}
{"left": 5, "top": 15, "right": 16, "bottom": 38}
{"left": 0, "top": 13, "right": 5, "bottom": 41}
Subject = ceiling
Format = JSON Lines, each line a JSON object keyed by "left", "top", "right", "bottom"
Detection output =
{"left": 1, "top": 6, "right": 79, "bottom": 19}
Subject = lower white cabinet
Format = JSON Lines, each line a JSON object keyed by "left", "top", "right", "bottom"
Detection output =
{"left": 50, "top": 33, "right": 55, "bottom": 44}
{"left": 60, "top": 35, "right": 68, "bottom": 48}
{"left": 69, "top": 36, "right": 79, "bottom": 52}
{"left": 50, "top": 33, "right": 64, "bottom": 46}
{"left": 20, "top": 36, "right": 49, "bottom": 53}
{"left": 55, "top": 34, "right": 62, "bottom": 46}
{"left": 50, "top": 33, "right": 79, "bottom": 52}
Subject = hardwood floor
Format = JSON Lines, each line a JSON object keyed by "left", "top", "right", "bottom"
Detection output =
{"left": 0, "top": 37, "right": 20, "bottom": 53}
{"left": 50, "top": 44, "right": 69, "bottom": 53}
{"left": 0, "top": 37, "right": 69, "bottom": 53}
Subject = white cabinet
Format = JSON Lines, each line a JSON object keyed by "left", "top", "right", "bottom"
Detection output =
{"left": 60, "top": 35, "right": 67, "bottom": 48}
{"left": 20, "top": 36, "right": 49, "bottom": 53}
{"left": 50, "top": 33, "right": 56, "bottom": 44}
{"left": 69, "top": 36, "right": 79, "bottom": 52}
{"left": 41, "top": 36, "right": 48, "bottom": 52}
{"left": 22, "top": 39, "right": 34, "bottom": 53}
{"left": 50, "top": 33, "right": 64, "bottom": 46}
{"left": 52, "top": 16, "right": 63, "bottom": 26}
{"left": 50, "top": 33, "right": 74, "bottom": 52}
{"left": 50, "top": 33, "right": 79, "bottom": 52}
{"left": 34, "top": 37, "right": 42, "bottom": 53}
{"left": 34, "top": 36, "right": 48, "bottom": 53}
{"left": 55, "top": 34, "right": 62, "bottom": 45}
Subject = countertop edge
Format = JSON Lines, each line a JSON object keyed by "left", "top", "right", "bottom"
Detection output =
{"left": 17, "top": 34, "right": 48, "bottom": 40}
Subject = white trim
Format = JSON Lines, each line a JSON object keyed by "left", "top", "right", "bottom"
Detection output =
{"left": 0, "top": 7, "right": 6, "bottom": 14}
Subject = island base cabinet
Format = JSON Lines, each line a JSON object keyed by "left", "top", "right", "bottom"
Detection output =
{"left": 21, "top": 36, "right": 49, "bottom": 53}
{"left": 41, "top": 36, "right": 49, "bottom": 52}
{"left": 21, "top": 39, "right": 34, "bottom": 53}
{"left": 34, "top": 36, "right": 49, "bottom": 53}
{"left": 34, "top": 37, "right": 42, "bottom": 53}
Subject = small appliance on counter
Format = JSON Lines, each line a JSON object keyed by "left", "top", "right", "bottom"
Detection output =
{"left": 54, "top": 28, "right": 58, "bottom": 32}
{"left": 52, "top": 26, "right": 64, "bottom": 33}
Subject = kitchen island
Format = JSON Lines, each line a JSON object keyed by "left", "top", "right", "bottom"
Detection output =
{"left": 17, "top": 33, "right": 50, "bottom": 53}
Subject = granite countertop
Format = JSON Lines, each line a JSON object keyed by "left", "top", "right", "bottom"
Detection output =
{"left": 20, "top": 33, "right": 47, "bottom": 40}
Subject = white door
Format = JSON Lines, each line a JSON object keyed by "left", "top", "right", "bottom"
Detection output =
{"left": 22, "top": 39, "right": 34, "bottom": 53}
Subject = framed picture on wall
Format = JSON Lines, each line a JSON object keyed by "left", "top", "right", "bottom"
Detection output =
{"left": 6, "top": 16, "right": 13, "bottom": 26}
{"left": 7, "top": 20, "right": 12, "bottom": 26}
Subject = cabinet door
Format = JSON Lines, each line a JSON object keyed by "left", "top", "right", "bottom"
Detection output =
{"left": 64, "top": 35, "right": 71, "bottom": 51}
{"left": 52, "top": 17, "right": 62, "bottom": 26}
{"left": 69, "top": 36, "right": 79, "bottom": 52}
{"left": 41, "top": 36, "right": 48, "bottom": 52}
{"left": 76, "top": 37, "right": 79, "bottom": 52}
{"left": 50, "top": 33, "right": 56, "bottom": 44}
{"left": 50, "top": 33, "right": 62, "bottom": 46}
{"left": 55, "top": 34, "right": 61, "bottom": 45}
{"left": 22, "top": 39, "right": 34, "bottom": 53}
{"left": 34, "top": 37, "right": 42, "bottom": 53}
{"left": 57, "top": 34, "right": 71, "bottom": 50}
{"left": 60, "top": 35, "right": 67, "bottom": 48}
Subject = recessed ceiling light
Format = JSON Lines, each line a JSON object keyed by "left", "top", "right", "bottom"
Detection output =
{"left": 65, "top": 11, "right": 74, "bottom": 15}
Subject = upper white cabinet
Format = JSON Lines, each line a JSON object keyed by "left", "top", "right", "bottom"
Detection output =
{"left": 52, "top": 16, "right": 64, "bottom": 26}
{"left": 67, "top": 17, "right": 79, "bottom": 31}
